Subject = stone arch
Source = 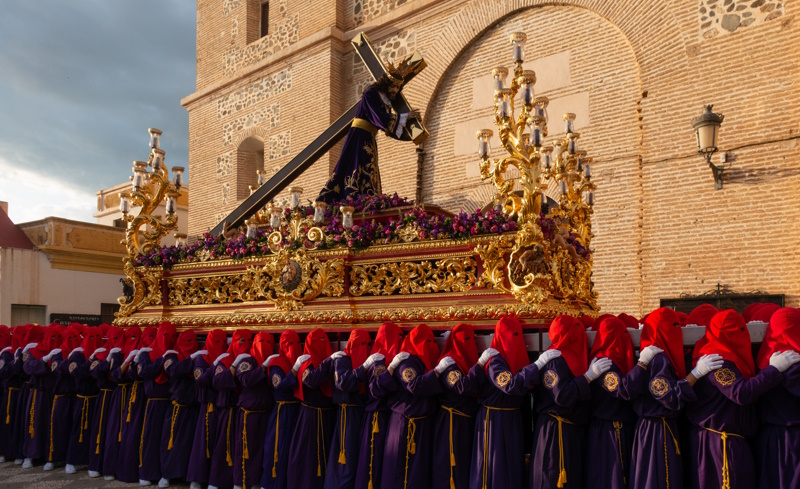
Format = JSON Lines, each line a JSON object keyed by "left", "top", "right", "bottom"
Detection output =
{"left": 234, "top": 134, "right": 267, "bottom": 201}
{"left": 231, "top": 125, "right": 270, "bottom": 150}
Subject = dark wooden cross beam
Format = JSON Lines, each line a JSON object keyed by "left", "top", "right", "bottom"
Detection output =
{"left": 210, "top": 33, "right": 428, "bottom": 235}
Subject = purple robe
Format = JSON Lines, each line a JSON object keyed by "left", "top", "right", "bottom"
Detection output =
{"left": 0, "top": 350, "right": 24, "bottom": 460}
{"left": 99, "top": 351, "right": 125, "bottom": 477}
{"left": 89, "top": 355, "right": 116, "bottom": 473}
{"left": 137, "top": 355, "right": 171, "bottom": 482}
{"left": 114, "top": 358, "right": 145, "bottom": 483}
{"left": 757, "top": 362, "right": 800, "bottom": 489}
{"left": 210, "top": 362, "right": 239, "bottom": 489}
{"left": 685, "top": 360, "right": 782, "bottom": 489}
{"left": 628, "top": 353, "right": 697, "bottom": 489}
{"left": 432, "top": 363, "right": 478, "bottom": 489}
{"left": 159, "top": 353, "right": 200, "bottom": 480}
{"left": 378, "top": 355, "right": 442, "bottom": 489}
{"left": 187, "top": 356, "right": 217, "bottom": 485}
{"left": 287, "top": 357, "right": 335, "bottom": 489}
{"left": 531, "top": 357, "right": 591, "bottom": 489}
{"left": 324, "top": 356, "right": 367, "bottom": 489}
{"left": 261, "top": 364, "right": 299, "bottom": 489}
{"left": 22, "top": 352, "right": 57, "bottom": 460}
{"left": 585, "top": 364, "right": 636, "bottom": 489}
{"left": 353, "top": 360, "right": 395, "bottom": 489}
{"left": 468, "top": 356, "right": 540, "bottom": 489}
{"left": 234, "top": 356, "right": 273, "bottom": 488}
{"left": 45, "top": 353, "right": 73, "bottom": 465}
{"left": 67, "top": 351, "right": 99, "bottom": 467}
{"left": 10, "top": 350, "right": 30, "bottom": 462}
{"left": 316, "top": 86, "right": 408, "bottom": 203}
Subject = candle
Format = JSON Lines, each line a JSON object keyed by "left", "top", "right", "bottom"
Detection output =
{"left": 588, "top": 191, "right": 594, "bottom": 205}
{"left": 584, "top": 164, "right": 592, "bottom": 178}
{"left": 313, "top": 202, "right": 327, "bottom": 223}
{"left": 166, "top": 197, "right": 176, "bottom": 214}
{"left": 560, "top": 179, "right": 568, "bottom": 194}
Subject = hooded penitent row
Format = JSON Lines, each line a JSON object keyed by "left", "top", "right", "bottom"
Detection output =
{"left": 0, "top": 305, "right": 797, "bottom": 489}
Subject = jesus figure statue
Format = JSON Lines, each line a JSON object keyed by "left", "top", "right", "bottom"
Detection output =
{"left": 316, "top": 68, "right": 420, "bottom": 203}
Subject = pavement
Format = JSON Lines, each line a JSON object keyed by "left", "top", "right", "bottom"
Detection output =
{"left": 0, "top": 462, "right": 191, "bottom": 489}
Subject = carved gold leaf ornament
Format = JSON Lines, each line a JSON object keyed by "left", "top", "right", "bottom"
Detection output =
{"left": 349, "top": 256, "right": 477, "bottom": 296}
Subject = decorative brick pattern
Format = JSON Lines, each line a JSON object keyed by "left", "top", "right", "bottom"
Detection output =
{"left": 217, "top": 67, "right": 292, "bottom": 118}
{"left": 222, "top": 102, "right": 280, "bottom": 146}
{"left": 268, "top": 131, "right": 291, "bottom": 160}
{"left": 222, "top": 14, "right": 299, "bottom": 77}
{"left": 223, "top": 0, "right": 244, "bottom": 17}
{"left": 699, "top": 0, "right": 784, "bottom": 39}
{"left": 231, "top": 17, "right": 239, "bottom": 40}
{"left": 221, "top": 182, "right": 231, "bottom": 205}
{"left": 353, "top": 0, "right": 408, "bottom": 27}
{"left": 216, "top": 151, "right": 234, "bottom": 179}
{"left": 353, "top": 30, "right": 416, "bottom": 98}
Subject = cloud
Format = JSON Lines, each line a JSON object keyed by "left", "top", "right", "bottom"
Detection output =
{"left": 0, "top": 0, "right": 196, "bottom": 223}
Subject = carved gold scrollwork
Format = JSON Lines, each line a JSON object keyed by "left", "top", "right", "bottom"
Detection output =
{"left": 349, "top": 256, "right": 477, "bottom": 297}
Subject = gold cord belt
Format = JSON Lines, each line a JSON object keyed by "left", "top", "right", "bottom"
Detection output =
{"left": 240, "top": 407, "right": 267, "bottom": 489}
{"left": 547, "top": 413, "right": 575, "bottom": 488}
{"left": 95, "top": 389, "right": 113, "bottom": 454}
{"left": 660, "top": 417, "right": 681, "bottom": 489}
{"left": 76, "top": 394, "right": 97, "bottom": 443}
{"left": 205, "top": 402, "right": 214, "bottom": 458}
{"left": 481, "top": 405, "right": 517, "bottom": 489}
{"left": 301, "top": 404, "right": 334, "bottom": 478}
{"left": 126, "top": 381, "right": 141, "bottom": 422}
{"left": 702, "top": 426, "right": 744, "bottom": 489}
{"left": 118, "top": 384, "right": 127, "bottom": 442}
{"left": 442, "top": 406, "right": 472, "bottom": 489}
{"left": 368, "top": 411, "right": 380, "bottom": 489}
{"left": 226, "top": 407, "right": 234, "bottom": 467}
{"left": 403, "top": 414, "right": 428, "bottom": 489}
{"left": 272, "top": 400, "right": 299, "bottom": 478}
{"left": 352, "top": 118, "right": 378, "bottom": 135}
{"left": 167, "top": 400, "right": 184, "bottom": 450}
{"left": 338, "top": 403, "right": 363, "bottom": 465}
{"left": 28, "top": 388, "right": 36, "bottom": 439}
{"left": 139, "top": 397, "right": 168, "bottom": 467}
{"left": 612, "top": 421, "right": 627, "bottom": 485}
{"left": 48, "top": 394, "right": 64, "bottom": 461}
{"left": 5, "top": 387, "right": 18, "bottom": 424}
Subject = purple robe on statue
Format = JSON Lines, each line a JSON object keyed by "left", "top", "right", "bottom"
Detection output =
{"left": 584, "top": 364, "right": 636, "bottom": 489}
{"left": 432, "top": 363, "right": 478, "bottom": 489}
{"left": 89, "top": 355, "right": 116, "bottom": 473}
{"left": 187, "top": 356, "right": 218, "bottom": 485}
{"left": 468, "top": 356, "right": 540, "bottom": 489}
{"left": 114, "top": 357, "right": 144, "bottom": 482}
{"left": 235, "top": 356, "right": 273, "bottom": 488}
{"left": 628, "top": 353, "right": 696, "bottom": 489}
{"left": 210, "top": 362, "right": 239, "bottom": 489}
{"left": 260, "top": 364, "right": 299, "bottom": 489}
{"left": 757, "top": 362, "right": 800, "bottom": 489}
{"left": 46, "top": 353, "right": 73, "bottom": 466}
{"left": 353, "top": 360, "right": 395, "bottom": 489}
{"left": 316, "top": 86, "right": 409, "bottom": 203}
{"left": 378, "top": 355, "right": 442, "bottom": 489}
{"left": 100, "top": 351, "right": 126, "bottom": 477}
{"left": 287, "top": 357, "right": 335, "bottom": 489}
{"left": 137, "top": 355, "right": 171, "bottom": 482}
{"left": 685, "top": 360, "right": 782, "bottom": 489}
{"left": 0, "top": 349, "right": 24, "bottom": 460}
{"left": 323, "top": 356, "right": 367, "bottom": 489}
{"left": 530, "top": 357, "right": 591, "bottom": 489}
{"left": 160, "top": 353, "right": 200, "bottom": 480}
{"left": 67, "top": 351, "right": 99, "bottom": 467}
{"left": 22, "top": 352, "right": 58, "bottom": 461}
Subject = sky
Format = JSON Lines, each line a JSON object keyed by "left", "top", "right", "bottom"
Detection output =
{"left": 0, "top": 1, "right": 196, "bottom": 224}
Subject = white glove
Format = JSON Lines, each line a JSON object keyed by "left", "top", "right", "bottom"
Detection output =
{"left": 535, "top": 349, "right": 561, "bottom": 370}
{"left": 638, "top": 345, "right": 664, "bottom": 365}
{"left": 769, "top": 351, "right": 800, "bottom": 373}
{"left": 213, "top": 353, "right": 230, "bottom": 366}
{"left": 293, "top": 354, "right": 311, "bottom": 372}
{"left": 585, "top": 357, "right": 613, "bottom": 382}
{"left": 125, "top": 350, "right": 139, "bottom": 363}
{"left": 388, "top": 352, "right": 411, "bottom": 371}
{"left": 264, "top": 354, "right": 280, "bottom": 368}
{"left": 478, "top": 348, "right": 499, "bottom": 367}
{"left": 435, "top": 356, "right": 456, "bottom": 374}
{"left": 69, "top": 347, "right": 84, "bottom": 357}
{"left": 691, "top": 353, "right": 724, "bottom": 379}
{"left": 135, "top": 347, "right": 151, "bottom": 362}
{"left": 108, "top": 347, "right": 121, "bottom": 355}
{"left": 0, "top": 347, "right": 10, "bottom": 354}
{"left": 43, "top": 348, "right": 61, "bottom": 362}
{"left": 232, "top": 353, "right": 251, "bottom": 368}
{"left": 441, "top": 331, "right": 451, "bottom": 341}
{"left": 23, "top": 343, "right": 37, "bottom": 353}
{"left": 331, "top": 351, "right": 347, "bottom": 360}
{"left": 363, "top": 353, "right": 384, "bottom": 370}
{"left": 90, "top": 347, "right": 106, "bottom": 360}
{"left": 163, "top": 350, "right": 178, "bottom": 357}
{"left": 190, "top": 350, "right": 207, "bottom": 360}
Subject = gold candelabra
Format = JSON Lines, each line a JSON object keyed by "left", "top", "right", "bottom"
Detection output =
{"left": 477, "top": 32, "right": 595, "bottom": 249}
{"left": 244, "top": 183, "right": 326, "bottom": 252}
{"left": 116, "top": 128, "right": 183, "bottom": 317}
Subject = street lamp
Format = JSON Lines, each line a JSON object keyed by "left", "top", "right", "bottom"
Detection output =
{"left": 692, "top": 105, "right": 725, "bottom": 190}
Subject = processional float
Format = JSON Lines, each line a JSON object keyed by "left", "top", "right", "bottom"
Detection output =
{"left": 114, "top": 32, "right": 599, "bottom": 332}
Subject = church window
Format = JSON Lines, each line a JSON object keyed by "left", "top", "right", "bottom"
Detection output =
{"left": 260, "top": 1, "right": 269, "bottom": 38}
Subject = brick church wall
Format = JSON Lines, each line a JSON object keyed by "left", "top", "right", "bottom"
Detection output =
{"left": 183, "top": 0, "right": 800, "bottom": 316}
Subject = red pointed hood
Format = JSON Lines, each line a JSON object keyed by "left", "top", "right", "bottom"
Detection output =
{"left": 641, "top": 308, "right": 686, "bottom": 378}
{"left": 489, "top": 316, "right": 529, "bottom": 374}
{"left": 687, "top": 304, "right": 718, "bottom": 327}
{"left": 757, "top": 307, "right": 800, "bottom": 369}
{"left": 221, "top": 329, "right": 253, "bottom": 368}
{"left": 371, "top": 322, "right": 404, "bottom": 363}
{"left": 548, "top": 315, "right": 588, "bottom": 377}
{"left": 401, "top": 324, "right": 439, "bottom": 372}
{"left": 694, "top": 310, "right": 754, "bottom": 379}
{"left": 30, "top": 325, "right": 62, "bottom": 360}
{"left": 60, "top": 326, "right": 83, "bottom": 354}
{"left": 345, "top": 329, "right": 372, "bottom": 372}
{"left": 176, "top": 330, "right": 198, "bottom": 361}
{"left": 139, "top": 327, "right": 158, "bottom": 349}
{"left": 251, "top": 332, "right": 275, "bottom": 365}
{"left": 591, "top": 316, "right": 635, "bottom": 375}
{"left": 0, "top": 325, "right": 12, "bottom": 351}
{"left": 81, "top": 328, "right": 104, "bottom": 359}
{"left": 294, "top": 328, "right": 333, "bottom": 400}
{"left": 439, "top": 323, "right": 478, "bottom": 374}
{"left": 203, "top": 329, "right": 228, "bottom": 366}
{"left": 123, "top": 327, "right": 142, "bottom": 357}
{"left": 749, "top": 303, "right": 780, "bottom": 323}
{"left": 269, "top": 330, "right": 301, "bottom": 374}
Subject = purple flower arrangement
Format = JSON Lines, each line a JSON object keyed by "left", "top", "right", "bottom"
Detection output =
{"left": 134, "top": 194, "right": 590, "bottom": 268}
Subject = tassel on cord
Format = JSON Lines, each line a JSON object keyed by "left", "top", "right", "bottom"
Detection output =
{"left": 226, "top": 409, "right": 233, "bottom": 466}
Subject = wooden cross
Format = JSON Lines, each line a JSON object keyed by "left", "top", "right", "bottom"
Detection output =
{"left": 210, "top": 32, "right": 428, "bottom": 235}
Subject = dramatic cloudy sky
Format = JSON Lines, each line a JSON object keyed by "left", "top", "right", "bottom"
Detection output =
{"left": 0, "top": 1, "right": 196, "bottom": 224}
